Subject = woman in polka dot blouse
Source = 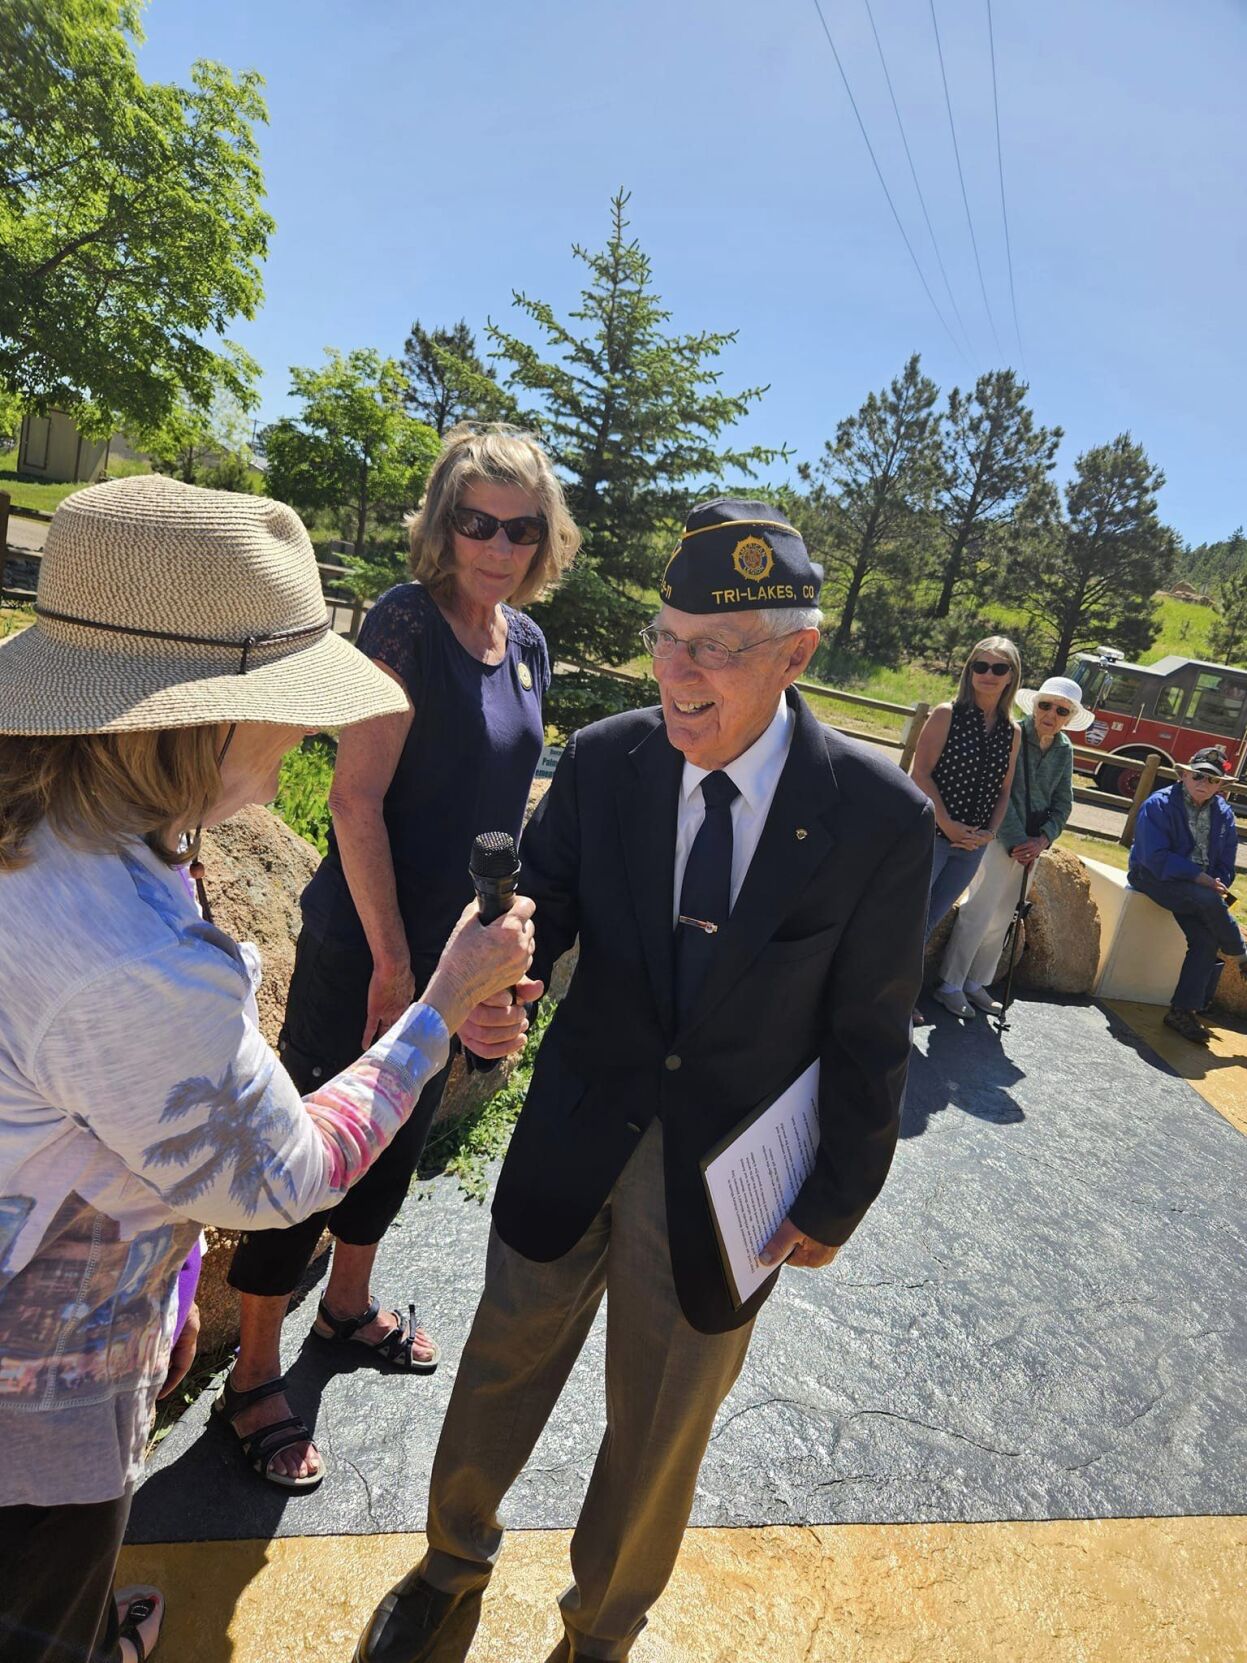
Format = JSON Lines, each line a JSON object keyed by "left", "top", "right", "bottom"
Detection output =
{"left": 909, "top": 636, "right": 1022, "bottom": 1022}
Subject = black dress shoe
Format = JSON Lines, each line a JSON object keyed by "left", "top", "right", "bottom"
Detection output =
{"left": 352, "top": 1571, "right": 483, "bottom": 1663}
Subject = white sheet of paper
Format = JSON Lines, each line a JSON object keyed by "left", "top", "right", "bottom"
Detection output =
{"left": 702, "top": 1058, "right": 821, "bottom": 1305}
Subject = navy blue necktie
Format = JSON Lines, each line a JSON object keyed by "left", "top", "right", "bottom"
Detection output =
{"left": 675, "top": 770, "right": 740, "bottom": 1022}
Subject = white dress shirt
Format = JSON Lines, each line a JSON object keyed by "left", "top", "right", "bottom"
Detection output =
{"left": 672, "top": 694, "right": 795, "bottom": 925}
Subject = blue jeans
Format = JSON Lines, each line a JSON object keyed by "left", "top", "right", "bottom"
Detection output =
{"left": 925, "top": 838, "right": 987, "bottom": 944}
{"left": 1128, "top": 867, "right": 1246, "bottom": 1010}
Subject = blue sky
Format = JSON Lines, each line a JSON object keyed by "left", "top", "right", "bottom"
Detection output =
{"left": 136, "top": 0, "right": 1246, "bottom": 546}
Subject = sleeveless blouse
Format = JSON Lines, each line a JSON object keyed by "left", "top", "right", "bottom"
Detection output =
{"left": 931, "top": 702, "right": 1015, "bottom": 833}
{"left": 300, "top": 582, "right": 550, "bottom": 965}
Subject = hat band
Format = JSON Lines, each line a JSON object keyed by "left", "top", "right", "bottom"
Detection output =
{"left": 33, "top": 605, "right": 330, "bottom": 675}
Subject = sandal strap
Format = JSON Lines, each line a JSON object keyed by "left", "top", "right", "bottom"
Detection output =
{"left": 219, "top": 1372, "right": 290, "bottom": 1418}
{"left": 315, "top": 1295, "right": 381, "bottom": 1342}
{"left": 118, "top": 1596, "right": 158, "bottom": 1663}
{"left": 238, "top": 1416, "right": 315, "bottom": 1471}
{"left": 372, "top": 1305, "right": 431, "bottom": 1369}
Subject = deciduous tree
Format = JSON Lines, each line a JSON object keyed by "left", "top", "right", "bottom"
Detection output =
{"left": 264, "top": 349, "right": 439, "bottom": 559}
{"left": 0, "top": 0, "right": 272, "bottom": 432}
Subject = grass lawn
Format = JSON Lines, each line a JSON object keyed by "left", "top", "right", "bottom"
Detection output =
{"left": 0, "top": 447, "right": 150, "bottom": 516}
{"left": 0, "top": 603, "right": 34, "bottom": 638}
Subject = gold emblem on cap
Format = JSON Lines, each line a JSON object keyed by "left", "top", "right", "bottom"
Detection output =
{"left": 517, "top": 662, "right": 533, "bottom": 690}
{"left": 731, "top": 535, "right": 775, "bottom": 582}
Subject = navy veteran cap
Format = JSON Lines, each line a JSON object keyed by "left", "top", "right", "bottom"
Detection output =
{"left": 659, "top": 498, "right": 823, "bottom": 614}
{"left": 1182, "top": 745, "right": 1233, "bottom": 778}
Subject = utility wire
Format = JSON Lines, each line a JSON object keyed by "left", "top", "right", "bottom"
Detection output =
{"left": 810, "top": 0, "right": 968, "bottom": 366}
{"left": 986, "top": 0, "right": 1026, "bottom": 371}
{"left": 928, "top": 0, "right": 1005, "bottom": 361}
{"left": 862, "top": 0, "right": 976, "bottom": 362}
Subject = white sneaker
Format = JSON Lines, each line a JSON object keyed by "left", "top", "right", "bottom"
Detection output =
{"left": 964, "top": 982, "right": 1004, "bottom": 1016}
{"left": 933, "top": 983, "right": 975, "bottom": 1019}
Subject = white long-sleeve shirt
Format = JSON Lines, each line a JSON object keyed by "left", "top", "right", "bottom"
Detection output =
{"left": 0, "top": 822, "right": 448, "bottom": 1505}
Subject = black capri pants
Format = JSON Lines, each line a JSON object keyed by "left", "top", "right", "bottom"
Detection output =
{"left": 228, "top": 927, "right": 452, "bottom": 1298}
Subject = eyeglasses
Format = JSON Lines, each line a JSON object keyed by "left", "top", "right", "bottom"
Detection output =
{"left": 639, "top": 624, "right": 792, "bottom": 671}
{"left": 451, "top": 506, "right": 547, "bottom": 546}
{"left": 970, "top": 660, "right": 1011, "bottom": 677}
{"left": 1036, "top": 700, "right": 1073, "bottom": 717}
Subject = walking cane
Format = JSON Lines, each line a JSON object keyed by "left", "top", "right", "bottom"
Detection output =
{"left": 993, "top": 861, "right": 1034, "bottom": 1037}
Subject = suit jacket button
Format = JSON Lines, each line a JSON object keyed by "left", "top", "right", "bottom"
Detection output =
{"left": 665, "top": 1054, "right": 681, "bottom": 1071}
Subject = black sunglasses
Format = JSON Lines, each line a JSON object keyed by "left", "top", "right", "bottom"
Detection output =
{"left": 1036, "top": 699, "right": 1073, "bottom": 717}
{"left": 970, "top": 659, "right": 1011, "bottom": 677}
{"left": 451, "top": 506, "right": 547, "bottom": 546}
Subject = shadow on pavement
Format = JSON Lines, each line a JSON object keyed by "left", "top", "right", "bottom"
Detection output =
{"left": 903, "top": 1003, "right": 1028, "bottom": 1137}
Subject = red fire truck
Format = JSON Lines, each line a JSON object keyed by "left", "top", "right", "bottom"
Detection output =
{"left": 1066, "top": 649, "right": 1247, "bottom": 796}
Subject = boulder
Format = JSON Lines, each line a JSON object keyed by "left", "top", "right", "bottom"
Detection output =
{"left": 1014, "top": 845, "right": 1101, "bottom": 994}
{"left": 199, "top": 803, "right": 320, "bottom": 1049}
{"left": 922, "top": 844, "right": 1100, "bottom": 996}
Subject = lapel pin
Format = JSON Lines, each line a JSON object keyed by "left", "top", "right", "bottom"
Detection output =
{"left": 795, "top": 828, "right": 808, "bottom": 840}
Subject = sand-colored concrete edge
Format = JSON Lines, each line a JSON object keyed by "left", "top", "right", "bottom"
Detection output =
{"left": 1106, "top": 998, "right": 1247, "bottom": 1136}
{"left": 118, "top": 1516, "right": 1247, "bottom": 1663}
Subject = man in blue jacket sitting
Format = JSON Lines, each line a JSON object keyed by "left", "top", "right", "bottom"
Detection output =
{"left": 1128, "top": 745, "right": 1247, "bottom": 1042}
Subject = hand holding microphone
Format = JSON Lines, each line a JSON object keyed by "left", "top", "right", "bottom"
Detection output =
{"left": 461, "top": 832, "right": 545, "bottom": 1068}
{"left": 418, "top": 833, "right": 538, "bottom": 1046}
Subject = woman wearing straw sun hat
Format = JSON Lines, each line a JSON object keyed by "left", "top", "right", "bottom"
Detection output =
{"left": 0, "top": 476, "right": 537, "bottom": 1663}
{"left": 933, "top": 674, "right": 1090, "bottom": 1020}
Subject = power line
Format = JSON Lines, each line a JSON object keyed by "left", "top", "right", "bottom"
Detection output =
{"left": 928, "top": 0, "right": 1005, "bottom": 361}
{"left": 986, "top": 0, "right": 1026, "bottom": 371}
{"left": 810, "top": 0, "right": 968, "bottom": 366}
{"left": 861, "top": 0, "right": 976, "bottom": 361}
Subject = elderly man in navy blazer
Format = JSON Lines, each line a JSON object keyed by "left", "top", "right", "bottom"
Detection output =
{"left": 355, "top": 500, "right": 934, "bottom": 1663}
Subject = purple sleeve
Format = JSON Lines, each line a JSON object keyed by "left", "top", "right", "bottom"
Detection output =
{"left": 172, "top": 1237, "right": 203, "bottom": 1344}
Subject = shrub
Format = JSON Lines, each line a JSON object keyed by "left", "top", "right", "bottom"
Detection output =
{"left": 275, "top": 734, "right": 337, "bottom": 854}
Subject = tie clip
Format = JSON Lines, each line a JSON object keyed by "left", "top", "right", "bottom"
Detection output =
{"left": 678, "top": 914, "right": 719, "bottom": 935}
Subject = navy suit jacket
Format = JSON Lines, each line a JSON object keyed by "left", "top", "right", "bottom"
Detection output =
{"left": 491, "top": 689, "right": 934, "bottom": 1334}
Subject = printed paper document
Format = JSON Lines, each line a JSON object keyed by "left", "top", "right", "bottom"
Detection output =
{"left": 701, "top": 1058, "right": 820, "bottom": 1305}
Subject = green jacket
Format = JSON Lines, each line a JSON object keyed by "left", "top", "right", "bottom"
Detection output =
{"left": 998, "top": 720, "right": 1073, "bottom": 850}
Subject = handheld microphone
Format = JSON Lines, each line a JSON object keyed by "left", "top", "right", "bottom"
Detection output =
{"left": 465, "top": 832, "right": 521, "bottom": 1072}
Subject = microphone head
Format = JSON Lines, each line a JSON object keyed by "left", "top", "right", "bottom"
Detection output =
{"left": 470, "top": 831, "right": 519, "bottom": 880}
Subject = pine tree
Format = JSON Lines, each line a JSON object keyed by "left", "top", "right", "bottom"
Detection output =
{"left": 487, "top": 192, "right": 783, "bottom": 723}
{"left": 1211, "top": 538, "right": 1247, "bottom": 663}
{"left": 1016, "top": 434, "right": 1176, "bottom": 676}
{"left": 400, "top": 320, "right": 515, "bottom": 435}
{"left": 933, "top": 370, "right": 1061, "bottom": 617}
{"left": 801, "top": 354, "right": 941, "bottom": 651}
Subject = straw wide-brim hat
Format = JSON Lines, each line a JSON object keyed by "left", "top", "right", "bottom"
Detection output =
{"left": 0, "top": 475, "right": 408, "bottom": 735}
{"left": 1014, "top": 675, "right": 1095, "bottom": 732}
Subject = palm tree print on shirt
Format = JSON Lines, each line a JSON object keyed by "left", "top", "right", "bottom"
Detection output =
{"left": 142, "top": 1055, "right": 300, "bottom": 1223}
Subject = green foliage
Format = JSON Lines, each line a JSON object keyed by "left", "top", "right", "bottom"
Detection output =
{"left": 0, "top": 0, "right": 271, "bottom": 432}
{"left": 1211, "top": 558, "right": 1247, "bottom": 664}
{"left": 488, "top": 191, "right": 785, "bottom": 671}
{"left": 401, "top": 319, "right": 517, "bottom": 435}
{"left": 274, "top": 734, "right": 336, "bottom": 855}
{"left": 1013, "top": 433, "right": 1176, "bottom": 677}
{"left": 264, "top": 349, "right": 440, "bottom": 553}
{"left": 136, "top": 387, "right": 257, "bottom": 488}
{"left": 420, "top": 998, "right": 557, "bottom": 1201}
{"left": 1171, "top": 527, "right": 1247, "bottom": 591}
{"left": 933, "top": 369, "right": 1061, "bottom": 617}
{"left": 0, "top": 603, "right": 35, "bottom": 638}
{"left": 544, "top": 667, "right": 657, "bottom": 741}
{"left": 799, "top": 353, "right": 941, "bottom": 651}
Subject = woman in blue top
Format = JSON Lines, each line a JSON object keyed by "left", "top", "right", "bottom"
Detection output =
{"left": 225, "top": 425, "right": 580, "bottom": 1487}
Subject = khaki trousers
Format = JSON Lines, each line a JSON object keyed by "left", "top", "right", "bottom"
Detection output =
{"left": 940, "top": 836, "right": 1026, "bottom": 990}
{"left": 419, "top": 1122, "right": 755, "bottom": 1660}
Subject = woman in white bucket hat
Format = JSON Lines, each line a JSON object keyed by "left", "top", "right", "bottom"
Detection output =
{"left": 0, "top": 476, "right": 537, "bottom": 1663}
{"left": 934, "top": 675, "right": 1091, "bottom": 1019}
